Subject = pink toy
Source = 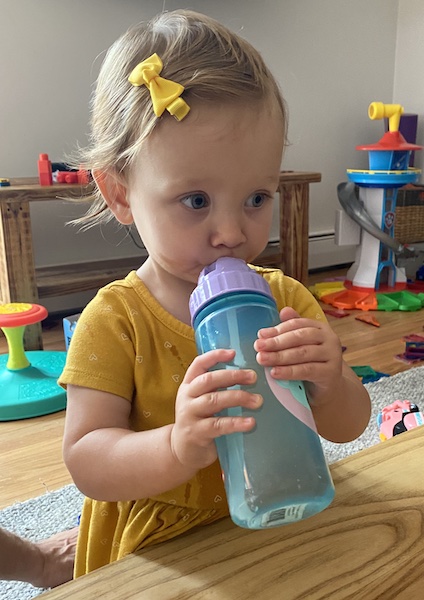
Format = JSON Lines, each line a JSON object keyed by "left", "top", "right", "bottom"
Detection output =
{"left": 377, "top": 400, "right": 424, "bottom": 441}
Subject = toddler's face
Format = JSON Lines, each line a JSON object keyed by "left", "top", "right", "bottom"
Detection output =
{"left": 127, "top": 100, "right": 284, "bottom": 285}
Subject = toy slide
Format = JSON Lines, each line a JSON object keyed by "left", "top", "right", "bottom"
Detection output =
{"left": 337, "top": 182, "right": 415, "bottom": 258}
{"left": 336, "top": 102, "right": 422, "bottom": 291}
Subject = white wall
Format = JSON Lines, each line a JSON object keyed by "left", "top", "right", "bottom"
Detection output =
{"left": 394, "top": 0, "right": 424, "bottom": 176}
{"left": 2, "top": 0, "right": 421, "bottom": 312}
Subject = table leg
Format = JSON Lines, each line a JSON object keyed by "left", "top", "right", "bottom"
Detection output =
{"left": 0, "top": 200, "right": 43, "bottom": 350}
{"left": 279, "top": 182, "right": 310, "bottom": 285}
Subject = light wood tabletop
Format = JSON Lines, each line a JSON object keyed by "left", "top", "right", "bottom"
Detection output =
{"left": 43, "top": 425, "right": 424, "bottom": 600}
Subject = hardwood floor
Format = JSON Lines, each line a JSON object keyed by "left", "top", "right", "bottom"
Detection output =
{"left": 0, "top": 315, "right": 72, "bottom": 510}
{"left": 308, "top": 268, "right": 424, "bottom": 376}
{"left": 0, "top": 266, "right": 423, "bottom": 510}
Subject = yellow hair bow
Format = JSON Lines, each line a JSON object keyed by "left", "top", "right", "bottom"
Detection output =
{"left": 128, "top": 53, "right": 190, "bottom": 121}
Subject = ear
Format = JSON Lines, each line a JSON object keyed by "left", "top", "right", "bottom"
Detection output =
{"left": 92, "top": 169, "right": 134, "bottom": 225}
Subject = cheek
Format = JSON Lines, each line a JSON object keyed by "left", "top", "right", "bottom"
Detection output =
{"left": 253, "top": 206, "right": 274, "bottom": 232}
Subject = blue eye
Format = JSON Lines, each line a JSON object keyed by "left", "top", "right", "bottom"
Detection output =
{"left": 247, "top": 193, "right": 266, "bottom": 208}
{"left": 181, "top": 193, "right": 209, "bottom": 209}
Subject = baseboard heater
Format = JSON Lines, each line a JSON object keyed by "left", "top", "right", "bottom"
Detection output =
{"left": 308, "top": 232, "right": 356, "bottom": 270}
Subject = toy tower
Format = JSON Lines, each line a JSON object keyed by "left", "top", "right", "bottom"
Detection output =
{"left": 345, "top": 102, "right": 422, "bottom": 291}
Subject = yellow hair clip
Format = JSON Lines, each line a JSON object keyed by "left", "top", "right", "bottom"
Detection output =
{"left": 128, "top": 53, "right": 190, "bottom": 121}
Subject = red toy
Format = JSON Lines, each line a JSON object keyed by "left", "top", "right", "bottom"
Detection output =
{"left": 55, "top": 169, "right": 91, "bottom": 184}
{"left": 395, "top": 333, "right": 424, "bottom": 364}
{"left": 355, "top": 313, "right": 381, "bottom": 327}
{"left": 57, "top": 171, "right": 78, "bottom": 184}
{"left": 37, "top": 153, "right": 53, "bottom": 186}
{"left": 403, "top": 334, "right": 424, "bottom": 359}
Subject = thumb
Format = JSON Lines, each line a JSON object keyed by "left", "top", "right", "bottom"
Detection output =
{"left": 279, "top": 306, "right": 301, "bottom": 321}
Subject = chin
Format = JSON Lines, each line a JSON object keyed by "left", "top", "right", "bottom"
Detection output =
{"left": 185, "top": 268, "right": 204, "bottom": 284}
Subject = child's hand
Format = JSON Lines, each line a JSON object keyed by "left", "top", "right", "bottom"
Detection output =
{"left": 254, "top": 306, "right": 343, "bottom": 403}
{"left": 171, "top": 349, "right": 262, "bottom": 471}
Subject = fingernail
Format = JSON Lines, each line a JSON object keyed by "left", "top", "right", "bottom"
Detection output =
{"left": 253, "top": 394, "right": 262, "bottom": 406}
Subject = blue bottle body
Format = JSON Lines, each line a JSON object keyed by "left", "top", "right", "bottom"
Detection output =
{"left": 193, "top": 292, "right": 335, "bottom": 529}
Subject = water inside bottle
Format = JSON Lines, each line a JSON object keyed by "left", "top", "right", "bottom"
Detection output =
{"left": 197, "top": 301, "right": 334, "bottom": 529}
{"left": 214, "top": 368, "right": 334, "bottom": 528}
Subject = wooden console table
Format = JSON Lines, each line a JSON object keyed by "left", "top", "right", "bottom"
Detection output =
{"left": 261, "top": 171, "right": 321, "bottom": 283}
{"left": 0, "top": 172, "right": 320, "bottom": 350}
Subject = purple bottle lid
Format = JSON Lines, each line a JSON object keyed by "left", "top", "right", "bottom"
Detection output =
{"left": 189, "top": 257, "right": 273, "bottom": 324}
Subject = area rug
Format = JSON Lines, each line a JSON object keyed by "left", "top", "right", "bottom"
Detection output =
{"left": 1, "top": 365, "right": 424, "bottom": 599}
{"left": 0, "top": 485, "right": 84, "bottom": 599}
{"left": 321, "top": 365, "right": 424, "bottom": 463}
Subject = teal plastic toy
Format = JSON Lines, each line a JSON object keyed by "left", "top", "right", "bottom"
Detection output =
{"left": 0, "top": 303, "right": 67, "bottom": 421}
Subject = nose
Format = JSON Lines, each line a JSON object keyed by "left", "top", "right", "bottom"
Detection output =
{"left": 209, "top": 213, "right": 246, "bottom": 249}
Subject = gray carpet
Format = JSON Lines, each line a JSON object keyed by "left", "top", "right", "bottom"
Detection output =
{"left": 321, "top": 365, "right": 424, "bottom": 463}
{"left": 1, "top": 365, "right": 424, "bottom": 599}
{"left": 0, "top": 485, "right": 84, "bottom": 599}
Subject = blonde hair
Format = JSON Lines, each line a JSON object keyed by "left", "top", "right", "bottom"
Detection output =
{"left": 76, "top": 9, "right": 288, "bottom": 226}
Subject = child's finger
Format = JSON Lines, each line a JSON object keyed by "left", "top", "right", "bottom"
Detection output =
{"left": 198, "top": 414, "right": 257, "bottom": 441}
{"left": 187, "top": 366, "right": 258, "bottom": 399}
{"left": 279, "top": 306, "right": 301, "bottom": 321}
{"left": 192, "top": 388, "right": 263, "bottom": 419}
{"left": 255, "top": 324, "right": 324, "bottom": 352}
{"left": 257, "top": 315, "right": 315, "bottom": 340}
{"left": 183, "top": 349, "right": 236, "bottom": 384}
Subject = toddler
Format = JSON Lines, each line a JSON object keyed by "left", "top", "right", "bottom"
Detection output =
{"left": 60, "top": 9, "right": 371, "bottom": 577}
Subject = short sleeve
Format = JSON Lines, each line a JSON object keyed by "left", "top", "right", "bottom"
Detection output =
{"left": 259, "top": 268, "right": 327, "bottom": 322}
{"left": 58, "top": 287, "right": 137, "bottom": 401}
{"left": 279, "top": 276, "right": 326, "bottom": 322}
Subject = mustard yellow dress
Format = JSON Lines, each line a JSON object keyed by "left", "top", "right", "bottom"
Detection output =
{"left": 58, "top": 267, "right": 325, "bottom": 576}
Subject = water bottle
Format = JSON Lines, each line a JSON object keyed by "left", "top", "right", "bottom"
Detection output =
{"left": 189, "top": 257, "right": 335, "bottom": 529}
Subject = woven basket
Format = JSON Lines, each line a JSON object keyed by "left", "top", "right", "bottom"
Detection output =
{"left": 395, "top": 185, "right": 424, "bottom": 244}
